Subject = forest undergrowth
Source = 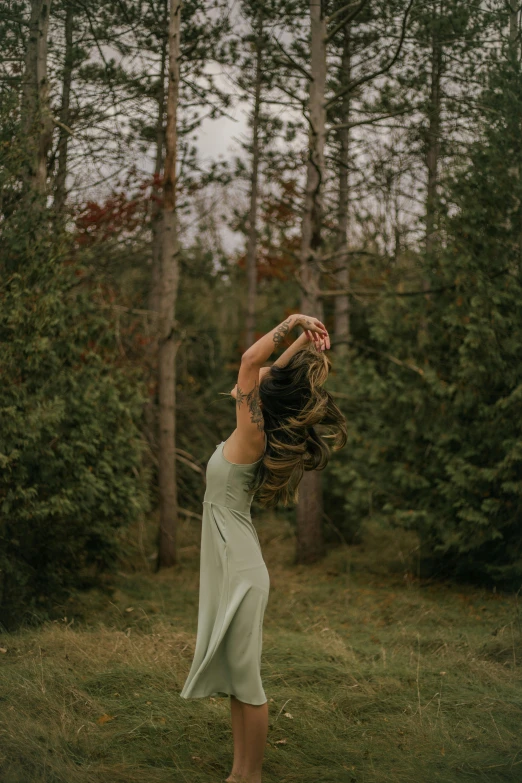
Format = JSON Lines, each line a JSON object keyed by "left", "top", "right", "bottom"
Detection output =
{"left": 1, "top": 513, "right": 521, "bottom": 783}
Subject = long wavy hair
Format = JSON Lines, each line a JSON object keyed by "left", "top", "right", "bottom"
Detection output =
{"left": 245, "top": 344, "right": 347, "bottom": 507}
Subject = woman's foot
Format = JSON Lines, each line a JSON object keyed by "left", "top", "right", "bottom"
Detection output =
{"left": 225, "top": 773, "right": 243, "bottom": 782}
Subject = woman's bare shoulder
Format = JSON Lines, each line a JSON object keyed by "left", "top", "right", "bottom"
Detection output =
{"left": 222, "top": 428, "right": 265, "bottom": 464}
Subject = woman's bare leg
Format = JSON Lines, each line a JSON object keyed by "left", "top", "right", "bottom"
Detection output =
{"left": 237, "top": 699, "right": 268, "bottom": 783}
{"left": 225, "top": 695, "right": 245, "bottom": 782}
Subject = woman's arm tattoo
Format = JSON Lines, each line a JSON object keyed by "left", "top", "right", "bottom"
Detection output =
{"left": 236, "top": 385, "right": 247, "bottom": 407}
{"left": 247, "top": 384, "right": 264, "bottom": 430}
{"left": 236, "top": 381, "right": 264, "bottom": 431}
{"left": 273, "top": 317, "right": 292, "bottom": 347}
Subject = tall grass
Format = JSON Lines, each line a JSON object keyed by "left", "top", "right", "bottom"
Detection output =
{"left": 1, "top": 513, "right": 520, "bottom": 782}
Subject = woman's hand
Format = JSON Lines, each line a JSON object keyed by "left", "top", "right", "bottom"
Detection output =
{"left": 295, "top": 314, "right": 330, "bottom": 351}
{"left": 242, "top": 314, "right": 330, "bottom": 368}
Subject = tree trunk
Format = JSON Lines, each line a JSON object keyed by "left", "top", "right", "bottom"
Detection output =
{"left": 144, "top": 0, "right": 168, "bottom": 467}
{"left": 157, "top": 0, "right": 181, "bottom": 569}
{"left": 21, "top": 0, "right": 54, "bottom": 195}
{"left": 300, "top": 0, "right": 326, "bottom": 316}
{"left": 296, "top": 465, "right": 324, "bottom": 564}
{"left": 150, "top": 0, "right": 168, "bottom": 315}
{"left": 509, "top": 0, "right": 520, "bottom": 56}
{"left": 509, "top": 2, "right": 522, "bottom": 261}
{"left": 334, "top": 21, "right": 351, "bottom": 360}
{"left": 296, "top": 0, "right": 327, "bottom": 565}
{"left": 425, "top": 2, "right": 442, "bottom": 256}
{"left": 245, "top": 12, "right": 264, "bottom": 350}
{"left": 53, "top": 2, "right": 73, "bottom": 214}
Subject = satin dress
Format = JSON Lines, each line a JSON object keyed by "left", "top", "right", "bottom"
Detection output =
{"left": 179, "top": 435, "right": 270, "bottom": 706}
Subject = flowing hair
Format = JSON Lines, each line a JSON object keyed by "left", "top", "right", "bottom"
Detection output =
{"left": 245, "top": 344, "right": 347, "bottom": 507}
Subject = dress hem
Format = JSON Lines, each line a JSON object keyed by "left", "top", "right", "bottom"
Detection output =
{"left": 179, "top": 690, "right": 268, "bottom": 706}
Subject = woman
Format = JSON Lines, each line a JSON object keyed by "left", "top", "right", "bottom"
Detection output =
{"left": 179, "top": 313, "right": 347, "bottom": 783}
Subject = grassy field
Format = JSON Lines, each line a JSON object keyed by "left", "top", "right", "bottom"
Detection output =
{"left": 1, "top": 511, "right": 521, "bottom": 783}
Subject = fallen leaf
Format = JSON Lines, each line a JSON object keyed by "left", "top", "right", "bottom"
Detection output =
{"left": 275, "top": 738, "right": 287, "bottom": 745}
{"left": 284, "top": 712, "right": 293, "bottom": 719}
{"left": 97, "top": 714, "right": 115, "bottom": 725}
{"left": 0, "top": 648, "right": 7, "bottom": 653}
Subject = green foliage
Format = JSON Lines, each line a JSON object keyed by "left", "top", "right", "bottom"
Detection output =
{"left": 0, "top": 207, "right": 151, "bottom": 630}
{"left": 331, "top": 53, "right": 522, "bottom": 589}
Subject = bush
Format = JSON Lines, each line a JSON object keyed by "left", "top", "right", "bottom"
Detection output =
{"left": 0, "top": 210, "right": 151, "bottom": 630}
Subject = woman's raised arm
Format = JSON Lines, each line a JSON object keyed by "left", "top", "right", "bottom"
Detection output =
{"left": 241, "top": 314, "right": 328, "bottom": 368}
{"left": 225, "top": 315, "right": 329, "bottom": 464}
{"left": 273, "top": 331, "right": 313, "bottom": 368}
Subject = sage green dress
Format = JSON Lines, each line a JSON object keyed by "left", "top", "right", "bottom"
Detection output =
{"left": 179, "top": 435, "right": 270, "bottom": 706}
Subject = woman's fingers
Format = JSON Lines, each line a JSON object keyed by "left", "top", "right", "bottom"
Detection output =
{"left": 314, "top": 332, "right": 329, "bottom": 351}
{"left": 319, "top": 330, "right": 330, "bottom": 350}
{"left": 302, "top": 316, "right": 327, "bottom": 335}
{"left": 314, "top": 322, "right": 329, "bottom": 348}
{"left": 302, "top": 316, "right": 330, "bottom": 348}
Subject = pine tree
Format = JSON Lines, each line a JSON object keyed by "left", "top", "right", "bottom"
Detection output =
{"left": 331, "top": 25, "right": 522, "bottom": 587}
{"left": 418, "top": 38, "right": 522, "bottom": 586}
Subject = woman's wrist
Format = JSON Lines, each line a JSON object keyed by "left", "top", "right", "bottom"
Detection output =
{"left": 273, "top": 329, "right": 308, "bottom": 368}
{"left": 242, "top": 315, "right": 296, "bottom": 366}
{"left": 272, "top": 314, "right": 299, "bottom": 348}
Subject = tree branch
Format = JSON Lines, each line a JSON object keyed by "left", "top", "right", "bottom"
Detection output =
{"left": 325, "top": 0, "right": 415, "bottom": 110}
{"left": 325, "top": 0, "right": 370, "bottom": 44}
{"left": 96, "top": 302, "right": 178, "bottom": 320}
{"left": 326, "top": 1, "right": 361, "bottom": 25}
{"left": 327, "top": 107, "right": 410, "bottom": 135}
{"left": 273, "top": 56, "right": 313, "bottom": 81}
{"left": 275, "top": 81, "right": 308, "bottom": 108}
{"left": 319, "top": 267, "right": 511, "bottom": 297}
{"left": 351, "top": 339, "right": 425, "bottom": 376}
{"left": 271, "top": 34, "right": 313, "bottom": 80}
{"left": 52, "top": 117, "right": 76, "bottom": 137}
